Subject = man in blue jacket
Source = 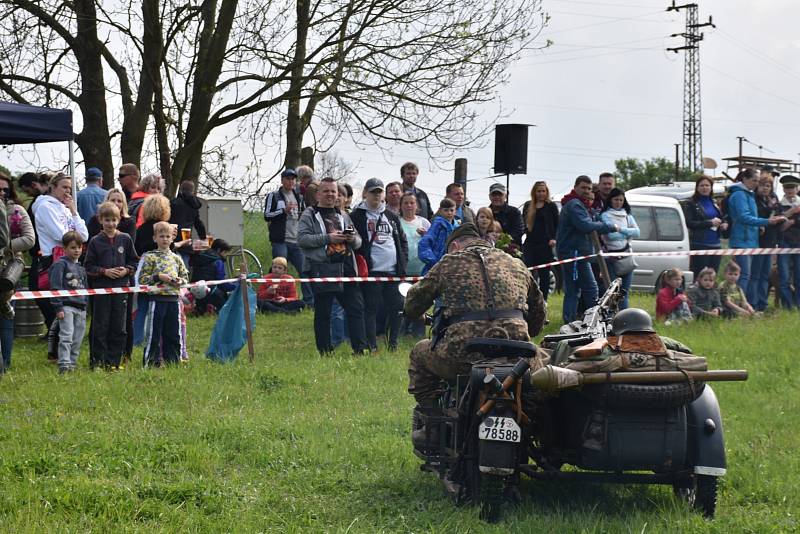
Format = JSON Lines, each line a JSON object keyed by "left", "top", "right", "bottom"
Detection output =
{"left": 556, "top": 175, "right": 618, "bottom": 324}
{"left": 726, "top": 168, "right": 786, "bottom": 296}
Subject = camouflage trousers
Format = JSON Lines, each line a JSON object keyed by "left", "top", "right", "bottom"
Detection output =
{"left": 407, "top": 318, "right": 529, "bottom": 404}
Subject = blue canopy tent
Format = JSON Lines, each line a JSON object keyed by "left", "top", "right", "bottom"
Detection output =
{"left": 0, "top": 101, "right": 75, "bottom": 188}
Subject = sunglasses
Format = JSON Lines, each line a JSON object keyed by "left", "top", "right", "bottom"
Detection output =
{"left": 118, "top": 174, "right": 130, "bottom": 179}
{"left": 0, "top": 188, "right": 9, "bottom": 195}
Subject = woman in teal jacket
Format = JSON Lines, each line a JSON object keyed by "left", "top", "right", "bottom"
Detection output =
{"left": 726, "top": 168, "right": 786, "bottom": 295}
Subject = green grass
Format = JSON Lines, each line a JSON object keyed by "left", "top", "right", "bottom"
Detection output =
{"left": 1, "top": 289, "right": 798, "bottom": 532}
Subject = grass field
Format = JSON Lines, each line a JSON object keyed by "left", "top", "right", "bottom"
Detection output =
{"left": 1, "top": 286, "right": 798, "bottom": 532}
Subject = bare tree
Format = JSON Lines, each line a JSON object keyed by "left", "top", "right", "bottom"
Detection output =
{"left": 315, "top": 150, "right": 357, "bottom": 182}
{"left": 0, "top": 0, "right": 546, "bottom": 196}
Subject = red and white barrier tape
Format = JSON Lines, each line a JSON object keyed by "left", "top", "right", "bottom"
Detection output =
{"left": 11, "top": 246, "right": 800, "bottom": 300}
{"left": 11, "top": 277, "right": 238, "bottom": 301}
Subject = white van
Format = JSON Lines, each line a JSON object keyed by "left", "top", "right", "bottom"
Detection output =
{"left": 625, "top": 193, "right": 694, "bottom": 292}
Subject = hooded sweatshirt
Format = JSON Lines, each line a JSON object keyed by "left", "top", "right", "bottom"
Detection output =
{"left": 170, "top": 192, "right": 208, "bottom": 239}
{"left": 600, "top": 208, "right": 640, "bottom": 251}
{"left": 727, "top": 182, "right": 768, "bottom": 248}
{"left": 354, "top": 200, "right": 396, "bottom": 272}
{"left": 31, "top": 194, "right": 89, "bottom": 256}
{"left": 350, "top": 200, "right": 408, "bottom": 274}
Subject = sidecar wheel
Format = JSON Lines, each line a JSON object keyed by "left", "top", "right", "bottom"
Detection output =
{"left": 479, "top": 474, "right": 505, "bottom": 523}
{"left": 599, "top": 381, "right": 706, "bottom": 409}
{"left": 673, "top": 474, "right": 718, "bottom": 519}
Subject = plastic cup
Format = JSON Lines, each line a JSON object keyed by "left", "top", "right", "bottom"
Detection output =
{"left": 181, "top": 228, "right": 191, "bottom": 241}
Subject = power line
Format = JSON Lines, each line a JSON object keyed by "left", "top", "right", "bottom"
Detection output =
{"left": 519, "top": 46, "right": 661, "bottom": 67}
{"left": 548, "top": 0, "right": 663, "bottom": 8}
{"left": 715, "top": 29, "right": 800, "bottom": 84}
{"left": 544, "top": 9, "right": 670, "bottom": 36}
{"left": 703, "top": 63, "right": 800, "bottom": 109}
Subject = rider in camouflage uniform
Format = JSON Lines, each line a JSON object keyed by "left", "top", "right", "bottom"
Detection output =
{"left": 405, "top": 223, "right": 545, "bottom": 407}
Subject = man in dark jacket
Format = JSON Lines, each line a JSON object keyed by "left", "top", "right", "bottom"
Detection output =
{"left": 400, "top": 162, "right": 433, "bottom": 220}
{"left": 170, "top": 180, "right": 207, "bottom": 240}
{"left": 556, "top": 175, "right": 618, "bottom": 324}
{"left": 264, "top": 168, "right": 312, "bottom": 306}
{"left": 488, "top": 183, "right": 524, "bottom": 246}
{"left": 350, "top": 178, "right": 409, "bottom": 351}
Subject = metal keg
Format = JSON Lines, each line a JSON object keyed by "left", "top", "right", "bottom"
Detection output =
{"left": 14, "top": 298, "right": 44, "bottom": 337}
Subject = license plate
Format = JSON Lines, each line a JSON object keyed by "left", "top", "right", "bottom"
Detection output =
{"left": 479, "top": 416, "right": 521, "bottom": 443}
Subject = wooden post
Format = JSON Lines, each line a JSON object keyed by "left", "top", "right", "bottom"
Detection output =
{"left": 239, "top": 255, "right": 255, "bottom": 362}
{"left": 591, "top": 231, "right": 612, "bottom": 288}
{"left": 454, "top": 158, "right": 468, "bottom": 194}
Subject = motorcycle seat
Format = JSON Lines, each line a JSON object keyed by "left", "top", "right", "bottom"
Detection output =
{"left": 464, "top": 337, "right": 537, "bottom": 359}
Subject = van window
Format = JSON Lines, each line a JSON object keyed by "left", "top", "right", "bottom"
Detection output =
{"left": 654, "top": 207, "right": 684, "bottom": 241}
{"left": 631, "top": 206, "right": 655, "bottom": 241}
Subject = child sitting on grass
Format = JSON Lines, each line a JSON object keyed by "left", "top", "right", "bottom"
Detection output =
{"left": 687, "top": 267, "right": 722, "bottom": 319}
{"left": 656, "top": 267, "right": 693, "bottom": 324}
{"left": 137, "top": 221, "right": 189, "bottom": 367}
{"left": 418, "top": 198, "right": 459, "bottom": 274}
{"left": 257, "top": 256, "right": 305, "bottom": 314}
{"left": 720, "top": 261, "right": 756, "bottom": 318}
{"left": 49, "top": 231, "right": 88, "bottom": 374}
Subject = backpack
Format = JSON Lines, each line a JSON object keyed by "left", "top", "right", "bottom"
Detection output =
{"left": 718, "top": 193, "right": 731, "bottom": 239}
{"left": 128, "top": 198, "right": 145, "bottom": 225}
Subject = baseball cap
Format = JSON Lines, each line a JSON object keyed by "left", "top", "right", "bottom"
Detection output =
{"left": 281, "top": 168, "right": 298, "bottom": 178}
{"left": 86, "top": 167, "right": 103, "bottom": 180}
{"left": 489, "top": 183, "right": 506, "bottom": 194}
{"left": 365, "top": 178, "right": 384, "bottom": 192}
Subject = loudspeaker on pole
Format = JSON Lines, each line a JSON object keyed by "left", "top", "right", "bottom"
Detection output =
{"left": 494, "top": 124, "right": 533, "bottom": 175}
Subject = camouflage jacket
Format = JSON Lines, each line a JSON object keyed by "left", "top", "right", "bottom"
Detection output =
{"left": 404, "top": 241, "right": 545, "bottom": 337}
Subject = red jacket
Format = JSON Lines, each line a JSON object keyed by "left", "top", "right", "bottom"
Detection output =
{"left": 257, "top": 274, "right": 298, "bottom": 302}
{"left": 656, "top": 286, "right": 684, "bottom": 319}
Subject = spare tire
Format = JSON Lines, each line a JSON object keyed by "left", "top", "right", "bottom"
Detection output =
{"left": 584, "top": 381, "right": 705, "bottom": 409}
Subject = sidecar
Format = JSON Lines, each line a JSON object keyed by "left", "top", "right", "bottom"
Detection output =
{"left": 412, "top": 338, "right": 730, "bottom": 522}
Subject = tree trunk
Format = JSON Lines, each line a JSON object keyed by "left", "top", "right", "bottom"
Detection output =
{"left": 171, "top": 0, "right": 238, "bottom": 192}
{"left": 72, "top": 0, "right": 114, "bottom": 187}
{"left": 283, "top": 0, "right": 310, "bottom": 169}
{"left": 142, "top": 0, "right": 173, "bottom": 193}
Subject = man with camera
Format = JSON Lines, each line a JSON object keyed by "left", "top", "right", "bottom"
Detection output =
{"left": 298, "top": 177, "right": 368, "bottom": 355}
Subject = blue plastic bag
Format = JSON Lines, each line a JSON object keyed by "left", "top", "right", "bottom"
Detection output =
{"left": 206, "top": 282, "right": 257, "bottom": 362}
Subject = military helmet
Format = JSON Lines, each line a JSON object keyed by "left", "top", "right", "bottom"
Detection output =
{"left": 611, "top": 308, "right": 654, "bottom": 335}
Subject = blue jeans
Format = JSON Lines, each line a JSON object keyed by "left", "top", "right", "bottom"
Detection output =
{"left": 561, "top": 259, "right": 598, "bottom": 324}
{"left": 777, "top": 247, "right": 800, "bottom": 309}
{"left": 749, "top": 254, "right": 773, "bottom": 311}
{"left": 271, "top": 241, "right": 313, "bottom": 306}
{"left": 734, "top": 253, "right": 752, "bottom": 297}
{"left": 330, "top": 298, "right": 348, "bottom": 347}
{"left": 0, "top": 304, "right": 14, "bottom": 371}
{"left": 607, "top": 262, "right": 634, "bottom": 310}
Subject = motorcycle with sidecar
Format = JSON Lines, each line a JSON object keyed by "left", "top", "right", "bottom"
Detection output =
{"left": 411, "top": 280, "right": 747, "bottom": 522}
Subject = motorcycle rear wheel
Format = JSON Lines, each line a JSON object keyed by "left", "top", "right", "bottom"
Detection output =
{"left": 673, "top": 474, "right": 718, "bottom": 518}
{"left": 479, "top": 474, "right": 505, "bottom": 523}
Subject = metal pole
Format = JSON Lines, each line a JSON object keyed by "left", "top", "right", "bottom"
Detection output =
{"left": 68, "top": 139, "right": 76, "bottom": 192}
{"left": 591, "top": 231, "right": 611, "bottom": 289}
{"left": 674, "top": 143, "right": 680, "bottom": 183}
{"left": 239, "top": 257, "right": 255, "bottom": 362}
{"left": 505, "top": 173, "right": 510, "bottom": 204}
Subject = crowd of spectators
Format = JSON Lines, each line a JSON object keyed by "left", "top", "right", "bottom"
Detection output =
{"left": 1, "top": 158, "right": 798, "bottom": 369}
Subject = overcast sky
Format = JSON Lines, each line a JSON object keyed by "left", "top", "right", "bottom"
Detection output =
{"left": 3, "top": 0, "right": 798, "bottom": 210}
{"left": 333, "top": 0, "right": 800, "bottom": 208}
